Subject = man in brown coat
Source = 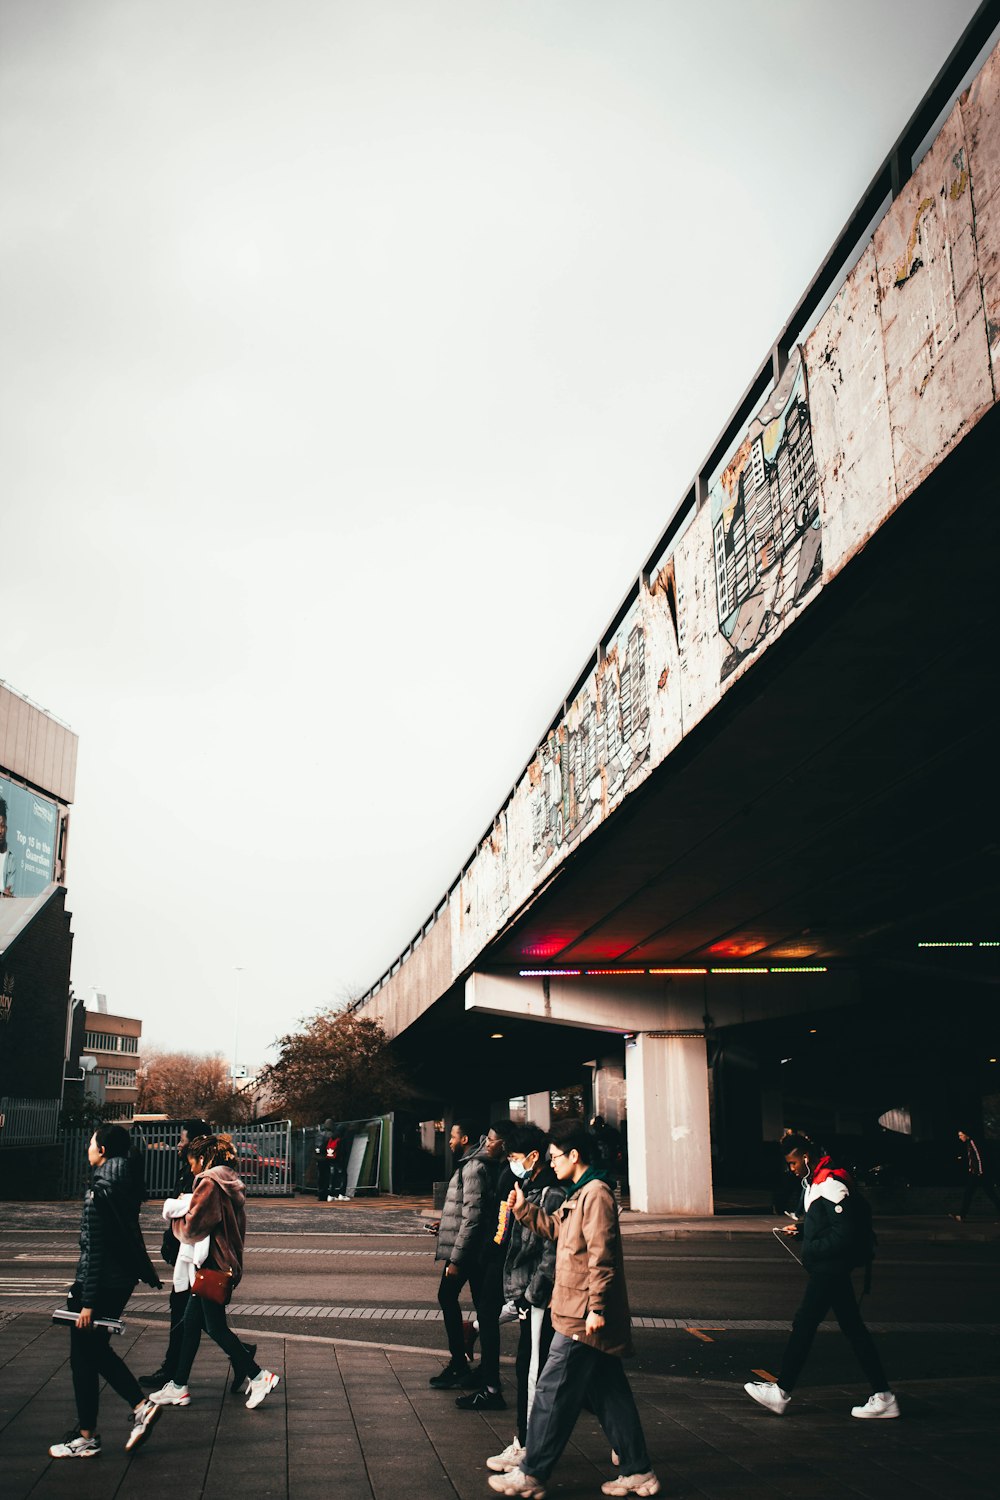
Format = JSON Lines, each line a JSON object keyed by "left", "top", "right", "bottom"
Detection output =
{"left": 488, "top": 1120, "right": 660, "bottom": 1500}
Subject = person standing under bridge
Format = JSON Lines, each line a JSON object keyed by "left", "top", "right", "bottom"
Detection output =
{"left": 951, "top": 1128, "right": 1000, "bottom": 1221}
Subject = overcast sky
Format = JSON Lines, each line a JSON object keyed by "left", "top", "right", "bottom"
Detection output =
{"left": 0, "top": 0, "right": 984, "bottom": 1070}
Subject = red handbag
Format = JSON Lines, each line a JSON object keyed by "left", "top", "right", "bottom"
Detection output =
{"left": 191, "top": 1266, "right": 233, "bottom": 1304}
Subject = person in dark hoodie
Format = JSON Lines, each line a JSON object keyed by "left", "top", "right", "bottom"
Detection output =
{"left": 743, "top": 1131, "right": 899, "bottom": 1420}
{"left": 489, "top": 1119, "right": 659, "bottom": 1500}
{"left": 486, "top": 1124, "right": 567, "bottom": 1476}
{"left": 49, "top": 1124, "right": 163, "bottom": 1459}
{"left": 148, "top": 1134, "right": 279, "bottom": 1412}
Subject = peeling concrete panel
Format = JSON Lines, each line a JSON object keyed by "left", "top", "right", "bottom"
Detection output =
{"left": 961, "top": 40, "right": 1000, "bottom": 390}
{"left": 874, "top": 102, "right": 993, "bottom": 501}
{"left": 806, "top": 246, "right": 897, "bottom": 569}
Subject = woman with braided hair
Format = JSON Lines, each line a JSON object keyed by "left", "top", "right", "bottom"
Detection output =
{"left": 149, "top": 1133, "right": 279, "bottom": 1412}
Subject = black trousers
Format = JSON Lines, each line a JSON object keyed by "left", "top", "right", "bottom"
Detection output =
{"left": 959, "top": 1175, "right": 1000, "bottom": 1217}
{"left": 523, "top": 1333, "right": 651, "bottom": 1483}
{"left": 161, "top": 1286, "right": 190, "bottom": 1376}
{"left": 317, "top": 1160, "right": 332, "bottom": 1199}
{"left": 70, "top": 1284, "right": 143, "bottom": 1432}
{"left": 777, "top": 1269, "right": 888, "bottom": 1394}
{"left": 437, "top": 1258, "right": 502, "bottom": 1386}
{"left": 174, "top": 1291, "right": 260, "bottom": 1387}
{"left": 515, "top": 1304, "right": 555, "bottom": 1445}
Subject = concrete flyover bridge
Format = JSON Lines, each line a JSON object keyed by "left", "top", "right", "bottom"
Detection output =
{"left": 354, "top": 4, "right": 1000, "bottom": 1212}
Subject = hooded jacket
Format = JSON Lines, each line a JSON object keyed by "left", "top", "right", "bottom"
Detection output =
{"left": 173, "top": 1164, "right": 248, "bottom": 1286}
{"left": 515, "top": 1174, "right": 632, "bottom": 1357}
{"left": 800, "top": 1157, "right": 873, "bottom": 1275}
{"left": 503, "top": 1164, "right": 566, "bottom": 1307}
{"left": 435, "top": 1137, "right": 497, "bottom": 1267}
{"left": 74, "top": 1155, "right": 161, "bottom": 1308}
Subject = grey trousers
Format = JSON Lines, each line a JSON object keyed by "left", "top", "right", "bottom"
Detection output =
{"left": 523, "top": 1332, "right": 651, "bottom": 1483}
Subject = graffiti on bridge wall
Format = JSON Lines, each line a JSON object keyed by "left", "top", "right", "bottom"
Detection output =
{"left": 710, "top": 347, "right": 822, "bottom": 683}
{"left": 529, "top": 611, "right": 652, "bottom": 871}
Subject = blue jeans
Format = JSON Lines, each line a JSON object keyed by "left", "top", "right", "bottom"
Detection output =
{"left": 523, "top": 1333, "right": 651, "bottom": 1482}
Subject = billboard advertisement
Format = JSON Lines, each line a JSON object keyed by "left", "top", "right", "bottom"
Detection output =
{"left": 0, "top": 774, "right": 58, "bottom": 898}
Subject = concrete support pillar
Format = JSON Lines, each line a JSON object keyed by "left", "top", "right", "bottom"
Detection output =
{"left": 526, "top": 1092, "right": 551, "bottom": 1130}
{"left": 625, "top": 1033, "right": 713, "bottom": 1215}
{"left": 591, "top": 1058, "right": 626, "bottom": 1130}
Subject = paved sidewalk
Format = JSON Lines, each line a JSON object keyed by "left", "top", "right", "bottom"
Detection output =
{"left": 2, "top": 1307, "right": 997, "bottom": 1500}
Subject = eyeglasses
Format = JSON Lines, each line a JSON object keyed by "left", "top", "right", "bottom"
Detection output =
{"left": 548, "top": 1149, "right": 566, "bottom": 1162}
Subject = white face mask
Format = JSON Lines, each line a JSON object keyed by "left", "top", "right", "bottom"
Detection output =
{"left": 509, "top": 1159, "right": 529, "bottom": 1179}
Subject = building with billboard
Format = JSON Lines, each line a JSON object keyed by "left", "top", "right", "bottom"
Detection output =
{"left": 0, "top": 681, "right": 78, "bottom": 1192}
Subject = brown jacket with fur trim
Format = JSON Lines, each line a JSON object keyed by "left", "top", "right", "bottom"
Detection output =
{"left": 172, "top": 1164, "right": 247, "bottom": 1286}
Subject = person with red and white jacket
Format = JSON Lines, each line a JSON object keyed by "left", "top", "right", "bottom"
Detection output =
{"left": 744, "top": 1132, "right": 900, "bottom": 1421}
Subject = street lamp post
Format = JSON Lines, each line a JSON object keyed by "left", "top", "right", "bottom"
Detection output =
{"left": 232, "top": 966, "right": 244, "bottom": 1081}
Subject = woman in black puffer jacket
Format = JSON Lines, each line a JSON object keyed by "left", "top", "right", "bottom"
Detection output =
{"left": 49, "top": 1124, "right": 163, "bottom": 1460}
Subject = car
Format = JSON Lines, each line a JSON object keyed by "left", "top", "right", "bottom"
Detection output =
{"left": 235, "top": 1139, "right": 289, "bottom": 1187}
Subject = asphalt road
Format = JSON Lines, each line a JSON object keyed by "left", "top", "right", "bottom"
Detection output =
{"left": 3, "top": 1202, "right": 997, "bottom": 1397}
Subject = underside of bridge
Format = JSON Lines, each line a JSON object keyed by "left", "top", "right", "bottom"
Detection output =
{"left": 391, "top": 401, "right": 1000, "bottom": 1202}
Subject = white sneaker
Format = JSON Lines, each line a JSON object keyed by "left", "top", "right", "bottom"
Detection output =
{"left": 49, "top": 1430, "right": 101, "bottom": 1458}
{"left": 601, "top": 1474, "right": 660, "bottom": 1497}
{"left": 851, "top": 1391, "right": 900, "bottom": 1419}
{"left": 246, "top": 1369, "right": 280, "bottom": 1409}
{"left": 487, "top": 1470, "right": 546, "bottom": 1498}
{"left": 487, "top": 1438, "right": 526, "bottom": 1473}
{"left": 744, "top": 1380, "right": 790, "bottom": 1414}
{"left": 148, "top": 1380, "right": 191, "bottom": 1407}
{"left": 125, "top": 1399, "right": 160, "bottom": 1451}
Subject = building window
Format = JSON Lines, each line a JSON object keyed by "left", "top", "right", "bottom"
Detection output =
{"left": 101, "top": 1067, "right": 137, "bottom": 1088}
{"left": 84, "top": 1031, "right": 139, "bottom": 1055}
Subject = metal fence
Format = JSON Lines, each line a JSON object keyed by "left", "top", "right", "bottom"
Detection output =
{"left": 0, "top": 1096, "right": 61, "bottom": 1147}
{"left": 60, "top": 1119, "right": 294, "bottom": 1200}
{"left": 292, "top": 1115, "right": 394, "bottom": 1197}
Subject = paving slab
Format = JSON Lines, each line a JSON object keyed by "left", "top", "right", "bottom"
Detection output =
{"left": 0, "top": 1310, "right": 997, "bottom": 1499}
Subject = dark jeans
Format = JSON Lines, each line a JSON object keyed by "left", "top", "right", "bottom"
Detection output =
{"left": 960, "top": 1175, "right": 1000, "bottom": 1217}
{"left": 516, "top": 1304, "right": 554, "bottom": 1445}
{"left": 330, "top": 1163, "right": 348, "bottom": 1197}
{"left": 777, "top": 1269, "right": 888, "bottom": 1394}
{"left": 174, "top": 1290, "right": 261, "bottom": 1387}
{"left": 438, "top": 1262, "right": 475, "bottom": 1366}
{"left": 70, "top": 1284, "right": 143, "bottom": 1432}
{"left": 473, "top": 1258, "right": 503, "bottom": 1390}
{"left": 317, "top": 1160, "right": 332, "bottom": 1200}
{"left": 524, "top": 1332, "right": 651, "bottom": 1483}
{"left": 161, "top": 1287, "right": 190, "bottom": 1377}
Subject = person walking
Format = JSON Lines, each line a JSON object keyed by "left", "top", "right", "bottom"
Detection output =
{"left": 141, "top": 1118, "right": 225, "bottom": 1390}
{"left": 951, "top": 1128, "right": 1000, "bottom": 1220}
{"left": 743, "top": 1130, "right": 899, "bottom": 1420}
{"left": 48, "top": 1124, "right": 163, "bottom": 1459}
{"left": 488, "top": 1119, "right": 660, "bottom": 1500}
{"left": 487, "top": 1124, "right": 566, "bottom": 1477}
{"left": 429, "top": 1119, "right": 493, "bottom": 1391}
{"left": 456, "top": 1120, "right": 513, "bottom": 1413}
{"left": 148, "top": 1133, "right": 279, "bottom": 1411}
